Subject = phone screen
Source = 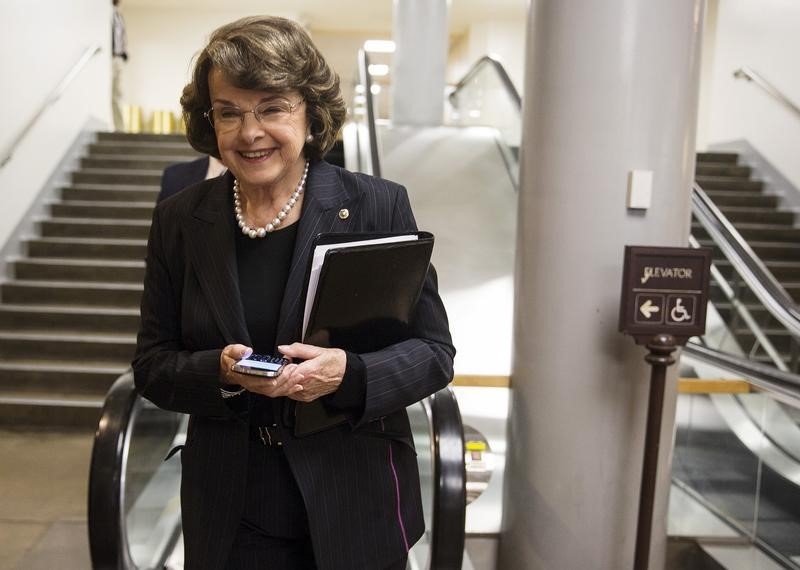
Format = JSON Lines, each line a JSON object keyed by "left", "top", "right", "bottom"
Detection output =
{"left": 237, "top": 358, "right": 283, "bottom": 372}
{"left": 232, "top": 354, "right": 288, "bottom": 377}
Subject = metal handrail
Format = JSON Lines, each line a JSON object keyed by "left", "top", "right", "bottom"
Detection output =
{"left": 448, "top": 55, "right": 521, "bottom": 111}
{"left": 0, "top": 45, "right": 102, "bottom": 169}
{"left": 684, "top": 342, "right": 800, "bottom": 406}
{"left": 734, "top": 67, "right": 800, "bottom": 121}
{"left": 691, "top": 183, "right": 800, "bottom": 337}
{"left": 427, "top": 387, "right": 466, "bottom": 569}
{"left": 688, "top": 235, "right": 788, "bottom": 371}
{"left": 357, "top": 49, "right": 381, "bottom": 178}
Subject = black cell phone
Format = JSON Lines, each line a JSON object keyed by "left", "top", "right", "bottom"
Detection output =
{"left": 231, "top": 353, "right": 289, "bottom": 377}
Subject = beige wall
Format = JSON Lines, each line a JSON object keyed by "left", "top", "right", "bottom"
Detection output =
{"left": 120, "top": 4, "right": 528, "bottom": 123}
{"left": 121, "top": 6, "right": 386, "bottom": 119}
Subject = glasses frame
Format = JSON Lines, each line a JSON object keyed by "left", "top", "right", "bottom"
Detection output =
{"left": 203, "top": 98, "right": 304, "bottom": 132}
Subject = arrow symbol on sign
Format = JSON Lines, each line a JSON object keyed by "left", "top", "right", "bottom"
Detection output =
{"left": 639, "top": 299, "right": 660, "bottom": 319}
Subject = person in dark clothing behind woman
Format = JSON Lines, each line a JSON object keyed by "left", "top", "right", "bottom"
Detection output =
{"left": 157, "top": 155, "right": 226, "bottom": 202}
{"left": 132, "top": 15, "right": 455, "bottom": 570}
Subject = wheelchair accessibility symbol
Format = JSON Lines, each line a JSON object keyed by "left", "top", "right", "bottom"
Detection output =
{"left": 666, "top": 295, "right": 696, "bottom": 325}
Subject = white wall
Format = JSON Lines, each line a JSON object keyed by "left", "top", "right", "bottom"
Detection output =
{"left": 0, "top": 0, "right": 111, "bottom": 248}
{"left": 447, "top": 19, "right": 526, "bottom": 94}
{"left": 701, "top": 0, "right": 800, "bottom": 188}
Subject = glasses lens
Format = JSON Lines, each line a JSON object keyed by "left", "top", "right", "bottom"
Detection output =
{"left": 255, "top": 100, "right": 294, "bottom": 122}
{"left": 211, "top": 107, "right": 243, "bottom": 132}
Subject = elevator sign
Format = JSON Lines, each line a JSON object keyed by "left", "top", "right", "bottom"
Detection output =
{"left": 619, "top": 246, "right": 712, "bottom": 345}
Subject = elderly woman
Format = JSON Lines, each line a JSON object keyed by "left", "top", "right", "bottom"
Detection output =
{"left": 132, "top": 15, "right": 455, "bottom": 570}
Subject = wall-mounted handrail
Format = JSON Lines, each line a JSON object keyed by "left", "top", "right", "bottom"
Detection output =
{"left": 0, "top": 44, "right": 101, "bottom": 169}
{"left": 449, "top": 55, "right": 521, "bottom": 111}
{"left": 733, "top": 67, "right": 800, "bottom": 121}
{"left": 692, "top": 183, "right": 800, "bottom": 337}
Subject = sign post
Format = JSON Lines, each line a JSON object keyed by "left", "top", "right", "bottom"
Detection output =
{"left": 618, "top": 246, "right": 711, "bottom": 570}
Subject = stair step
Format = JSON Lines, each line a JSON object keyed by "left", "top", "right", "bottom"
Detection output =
{"left": 96, "top": 132, "right": 188, "bottom": 143}
{"left": 38, "top": 217, "right": 151, "bottom": 240}
{"left": 51, "top": 200, "right": 154, "bottom": 220}
{"left": 9, "top": 257, "right": 145, "bottom": 283}
{"left": 88, "top": 141, "right": 197, "bottom": 157}
{"left": 81, "top": 155, "right": 197, "bottom": 171}
{"left": 731, "top": 329, "right": 796, "bottom": 353}
{"left": 0, "top": 331, "right": 137, "bottom": 362}
{"left": 1, "top": 280, "right": 143, "bottom": 307}
{"left": 709, "top": 279, "right": 800, "bottom": 302}
{"left": 710, "top": 280, "right": 800, "bottom": 303}
{"left": 0, "top": 394, "right": 104, "bottom": 430}
{"left": 697, "top": 152, "right": 738, "bottom": 164}
{"left": 692, "top": 222, "right": 800, "bottom": 243}
{"left": 696, "top": 176, "right": 764, "bottom": 192}
{"left": 0, "top": 303, "right": 140, "bottom": 333}
{"left": 710, "top": 207, "right": 795, "bottom": 225}
{"left": 61, "top": 185, "right": 158, "bottom": 203}
{"left": 703, "top": 191, "right": 779, "bottom": 208}
{"left": 72, "top": 169, "right": 162, "bottom": 186}
{"left": 24, "top": 237, "right": 147, "bottom": 261}
{"left": 713, "top": 259, "right": 800, "bottom": 281}
{"left": 695, "top": 163, "right": 752, "bottom": 178}
{"left": 697, "top": 239, "right": 800, "bottom": 262}
{"left": 0, "top": 361, "right": 126, "bottom": 395}
{"left": 715, "top": 303, "right": 785, "bottom": 330}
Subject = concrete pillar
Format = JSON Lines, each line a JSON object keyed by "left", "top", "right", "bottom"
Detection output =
{"left": 499, "top": 1, "right": 705, "bottom": 569}
{"left": 391, "top": 0, "right": 448, "bottom": 125}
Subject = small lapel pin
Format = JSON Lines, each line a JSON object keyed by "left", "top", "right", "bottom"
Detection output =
{"left": 338, "top": 208, "right": 349, "bottom": 220}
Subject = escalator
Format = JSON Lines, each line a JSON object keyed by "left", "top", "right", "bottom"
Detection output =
{"left": 87, "top": 373, "right": 465, "bottom": 569}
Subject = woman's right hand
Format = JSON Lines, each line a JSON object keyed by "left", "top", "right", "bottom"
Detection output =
{"left": 219, "top": 344, "right": 305, "bottom": 398}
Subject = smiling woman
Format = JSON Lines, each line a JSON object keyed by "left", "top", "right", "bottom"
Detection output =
{"left": 132, "top": 14, "right": 455, "bottom": 570}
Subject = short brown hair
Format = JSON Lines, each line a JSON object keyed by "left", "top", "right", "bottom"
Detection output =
{"left": 181, "top": 16, "right": 346, "bottom": 161}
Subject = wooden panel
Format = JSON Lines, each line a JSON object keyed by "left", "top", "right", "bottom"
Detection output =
{"left": 677, "top": 378, "right": 751, "bottom": 394}
{"left": 452, "top": 375, "right": 511, "bottom": 388}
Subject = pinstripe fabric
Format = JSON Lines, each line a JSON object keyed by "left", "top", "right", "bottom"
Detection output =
{"left": 133, "top": 161, "right": 455, "bottom": 570}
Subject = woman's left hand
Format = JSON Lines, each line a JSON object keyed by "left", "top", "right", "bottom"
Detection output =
{"left": 277, "top": 343, "right": 346, "bottom": 402}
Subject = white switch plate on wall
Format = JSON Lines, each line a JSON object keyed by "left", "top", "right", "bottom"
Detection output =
{"left": 627, "top": 170, "right": 653, "bottom": 210}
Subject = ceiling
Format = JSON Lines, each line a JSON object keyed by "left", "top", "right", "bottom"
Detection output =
{"left": 122, "top": 0, "right": 527, "bottom": 35}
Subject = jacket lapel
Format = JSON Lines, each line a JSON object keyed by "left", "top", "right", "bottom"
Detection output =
{"left": 275, "top": 161, "right": 360, "bottom": 346}
{"left": 184, "top": 172, "right": 251, "bottom": 346}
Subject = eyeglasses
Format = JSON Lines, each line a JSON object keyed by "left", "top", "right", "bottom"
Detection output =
{"left": 204, "top": 98, "right": 304, "bottom": 133}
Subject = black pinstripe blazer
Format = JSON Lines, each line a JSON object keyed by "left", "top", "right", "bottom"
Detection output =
{"left": 133, "top": 160, "right": 455, "bottom": 570}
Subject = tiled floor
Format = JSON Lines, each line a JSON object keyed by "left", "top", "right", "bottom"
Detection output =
{"left": 0, "top": 429, "right": 93, "bottom": 569}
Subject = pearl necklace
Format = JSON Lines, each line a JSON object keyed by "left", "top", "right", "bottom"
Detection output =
{"left": 233, "top": 161, "right": 309, "bottom": 238}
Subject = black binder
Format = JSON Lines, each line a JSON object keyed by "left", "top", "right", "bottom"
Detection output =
{"left": 293, "top": 232, "right": 434, "bottom": 437}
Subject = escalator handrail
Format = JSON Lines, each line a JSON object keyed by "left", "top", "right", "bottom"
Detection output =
{"left": 692, "top": 183, "right": 800, "bottom": 338}
{"left": 89, "top": 376, "right": 466, "bottom": 569}
{"left": 448, "top": 54, "right": 522, "bottom": 111}
{"left": 88, "top": 370, "right": 140, "bottom": 570}
{"left": 684, "top": 342, "right": 800, "bottom": 405}
{"left": 357, "top": 48, "right": 381, "bottom": 178}
{"left": 427, "top": 387, "right": 466, "bottom": 570}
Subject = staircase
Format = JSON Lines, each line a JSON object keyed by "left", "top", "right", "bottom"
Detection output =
{"left": 693, "top": 151, "right": 800, "bottom": 370}
{"left": 0, "top": 132, "right": 198, "bottom": 429}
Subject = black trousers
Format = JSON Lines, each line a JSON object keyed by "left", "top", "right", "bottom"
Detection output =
{"left": 224, "top": 521, "right": 316, "bottom": 570}
{"left": 224, "top": 520, "right": 409, "bottom": 569}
